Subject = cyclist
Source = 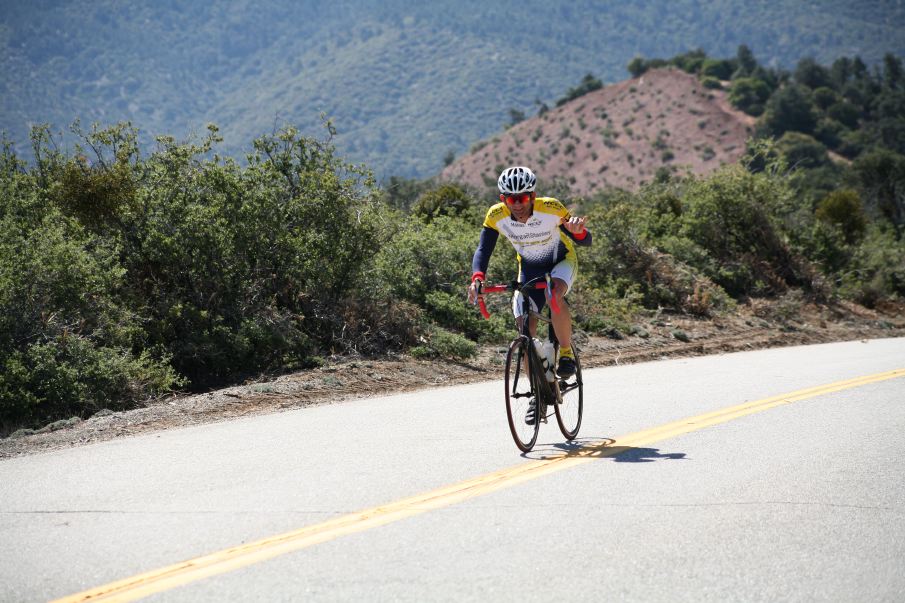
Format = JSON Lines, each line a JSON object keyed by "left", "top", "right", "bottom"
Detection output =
{"left": 467, "top": 166, "right": 592, "bottom": 378}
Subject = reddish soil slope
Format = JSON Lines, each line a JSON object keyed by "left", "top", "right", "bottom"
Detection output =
{"left": 441, "top": 68, "right": 757, "bottom": 195}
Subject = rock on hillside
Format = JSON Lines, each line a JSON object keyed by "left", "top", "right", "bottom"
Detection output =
{"left": 440, "top": 68, "right": 756, "bottom": 195}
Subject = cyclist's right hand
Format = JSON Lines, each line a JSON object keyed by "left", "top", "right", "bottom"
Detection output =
{"left": 467, "top": 278, "right": 483, "bottom": 305}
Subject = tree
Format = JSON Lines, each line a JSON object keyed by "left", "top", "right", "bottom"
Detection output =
{"left": 628, "top": 56, "right": 648, "bottom": 78}
{"left": 735, "top": 44, "right": 758, "bottom": 77}
{"left": 776, "top": 132, "right": 830, "bottom": 169}
{"left": 883, "top": 53, "right": 903, "bottom": 89}
{"left": 827, "top": 101, "right": 860, "bottom": 129}
{"left": 555, "top": 73, "right": 603, "bottom": 106}
{"left": 534, "top": 98, "right": 549, "bottom": 116}
{"left": 701, "top": 58, "right": 734, "bottom": 81}
{"left": 852, "top": 57, "right": 869, "bottom": 81}
{"left": 851, "top": 149, "right": 905, "bottom": 231}
{"left": 729, "top": 77, "right": 771, "bottom": 115}
{"left": 815, "top": 189, "right": 866, "bottom": 244}
{"left": 507, "top": 108, "right": 526, "bottom": 128}
{"left": 671, "top": 49, "right": 707, "bottom": 74}
{"left": 794, "top": 57, "right": 831, "bottom": 89}
{"left": 830, "top": 57, "right": 852, "bottom": 88}
{"left": 812, "top": 87, "right": 839, "bottom": 110}
{"left": 813, "top": 118, "right": 846, "bottom": 149}
{"left": 763, "top": 84, "right": 818, "bottom": 136}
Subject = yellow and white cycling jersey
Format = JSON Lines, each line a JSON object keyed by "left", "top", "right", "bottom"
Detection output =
{"left": 481, "top": 196, "right": 579, "bottom": 271}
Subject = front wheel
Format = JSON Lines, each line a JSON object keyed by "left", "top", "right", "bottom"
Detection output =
{"left": 554, "top": 350, "right": 583, "bottom": 440}
{"left": 504, "top": 338, "right": 540, "bottom": 452}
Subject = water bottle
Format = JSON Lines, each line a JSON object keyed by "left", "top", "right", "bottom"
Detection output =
{"left": 533, "top": 338, "right": 550, "bottom": 381}
{"left": 542, "top": 340, "right": 556, "bottom": 382}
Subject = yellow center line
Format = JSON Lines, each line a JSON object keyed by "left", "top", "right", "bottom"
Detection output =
{"left": 54, "top": 367, "right": 905, "bottom": 602}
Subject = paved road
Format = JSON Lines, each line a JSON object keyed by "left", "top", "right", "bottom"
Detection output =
{"left": 2, "top": 338, "right": 905, "bottom": 602}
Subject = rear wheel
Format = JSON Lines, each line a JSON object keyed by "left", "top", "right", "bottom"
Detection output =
{"left": 554, "top": 350, "right": 583, "bottom": 440}
{"left": 504, "top": 338, "right": 540, "bottom": 452}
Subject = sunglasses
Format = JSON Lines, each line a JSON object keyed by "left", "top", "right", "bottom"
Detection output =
{"left": 504, "top": 193, "right": 532, "bottom": 205}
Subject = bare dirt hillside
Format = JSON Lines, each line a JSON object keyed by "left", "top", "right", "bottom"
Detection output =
{"left": 441, "top": 68, "right": 756, "bottom": 194}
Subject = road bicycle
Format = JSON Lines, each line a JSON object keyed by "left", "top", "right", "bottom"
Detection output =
{"left": 475, "top": 275, "right": 583, "bottom": 452}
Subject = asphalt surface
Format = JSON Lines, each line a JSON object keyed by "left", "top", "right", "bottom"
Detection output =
{"left": 2, "top": 338, "right": 905, "bottom": 602}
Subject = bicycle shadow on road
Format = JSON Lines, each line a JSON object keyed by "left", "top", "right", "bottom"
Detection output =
{"left": 528, "top": 438, "right": 687, "bottom": 463}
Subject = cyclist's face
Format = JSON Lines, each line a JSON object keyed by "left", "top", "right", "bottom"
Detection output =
{"left": 502, "top": 192, "right": 533, "bottom": 217}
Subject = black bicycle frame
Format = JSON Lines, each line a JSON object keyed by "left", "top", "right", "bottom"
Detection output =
{"left": 512, "top": 277, "right": 558, "bottom": 411}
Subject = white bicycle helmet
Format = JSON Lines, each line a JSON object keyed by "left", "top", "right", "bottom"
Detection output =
{"left": 497, "top": 166, "right": 537, "bottom": 195}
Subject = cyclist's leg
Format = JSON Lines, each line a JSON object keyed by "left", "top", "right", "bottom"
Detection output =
{"left": 513, "top": 268, "right": 545, "bottom": 378}
{"left": 550, "top": 279, "right": 572, "bottom": 348}
{"left": 513, "top": 268, "right": 546, "bottom": 339}
{"left": 549, "top": 255, "right": 577, "bottom": 350}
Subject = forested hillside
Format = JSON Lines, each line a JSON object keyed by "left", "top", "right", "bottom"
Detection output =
{"left": 3, "top": 0, "right": 904, "bottom": 177}
{"left": 443, "top": 46, "right": 905, "bottom": 203}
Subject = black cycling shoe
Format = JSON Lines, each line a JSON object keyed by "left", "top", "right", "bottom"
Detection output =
{"left": 525, "top": 398, "right": 537, "bottom": 425}
{"left": 557, "top": 356, "right": 576, "bottom": 378}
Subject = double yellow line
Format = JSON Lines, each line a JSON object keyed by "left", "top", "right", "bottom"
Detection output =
{"left": 55, "top": 367, "right": 905, "bottom": 602}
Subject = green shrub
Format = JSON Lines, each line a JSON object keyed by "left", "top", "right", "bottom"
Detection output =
{"left": 372, "top": 212, "right": 514, "bottom": 340}
{"left": 0, "top": 339, "right": 182, "bottom": 431}
{"left": 729, "top": 77, "right": 770, "bottom": 116}
{"left": 1, "top": 121, "right": 395, "bottom": 430}
{"left": 373, "top": 214, "right": 478, "bottom": 305}
{"left": 700, "top": 59, "right": 734, "bottom": 80}
{"left": 837, "top": 226, "right": 905, "bottom": 305}
{"left": 815, "top": 189, "right": 867, "bottom": 244}
{"left": 0, "top": 147, "right": 183, "bottom": 430}
{"left": 787, "top": 164, "right": 844, "bottom": 209}
{"left": 116, "top": 124, "right": 384, "bottom": 385}
{"left": 674, "top": 165, "right": 818, "bottom": 297}
{"left": 568, "top": 281, "right": 642, "bottom": 334}
{"left": 580, "top": 200, "right": 734, "bottom": 315}
{"left": 850, "top": 149, "right": 905, "bottom": 230}
{"left": 776, "top": 132, "right": 830, "bottom": 169}
{"left": 380, "top": 175, "right": 434, "bottom": 211}
{"left": 700, "top": 76, "right": 722, "bottom": 90}
{"left": 410, "top": 326, "right": 477, "bottom": 360}
{"left": 805, "top": 220, "right": 852, "bottom": 275}
{"left": 412, "top": 183, "right": 473, "bottom": 222}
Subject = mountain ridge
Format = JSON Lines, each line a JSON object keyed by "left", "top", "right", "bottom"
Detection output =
{"left": 2, "top": 1, "right": 903, "bottom": 177}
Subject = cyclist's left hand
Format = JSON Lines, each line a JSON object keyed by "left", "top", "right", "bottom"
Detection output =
{"left": 561, "top": 215, "right": 588, "bottom": 234}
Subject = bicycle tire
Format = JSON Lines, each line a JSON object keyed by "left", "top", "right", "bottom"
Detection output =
{"left": 554, "top": 350, "right": 583, "bottom": 440}
{"left": 504, "top": 337, "right": 540, "bottom": 452}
